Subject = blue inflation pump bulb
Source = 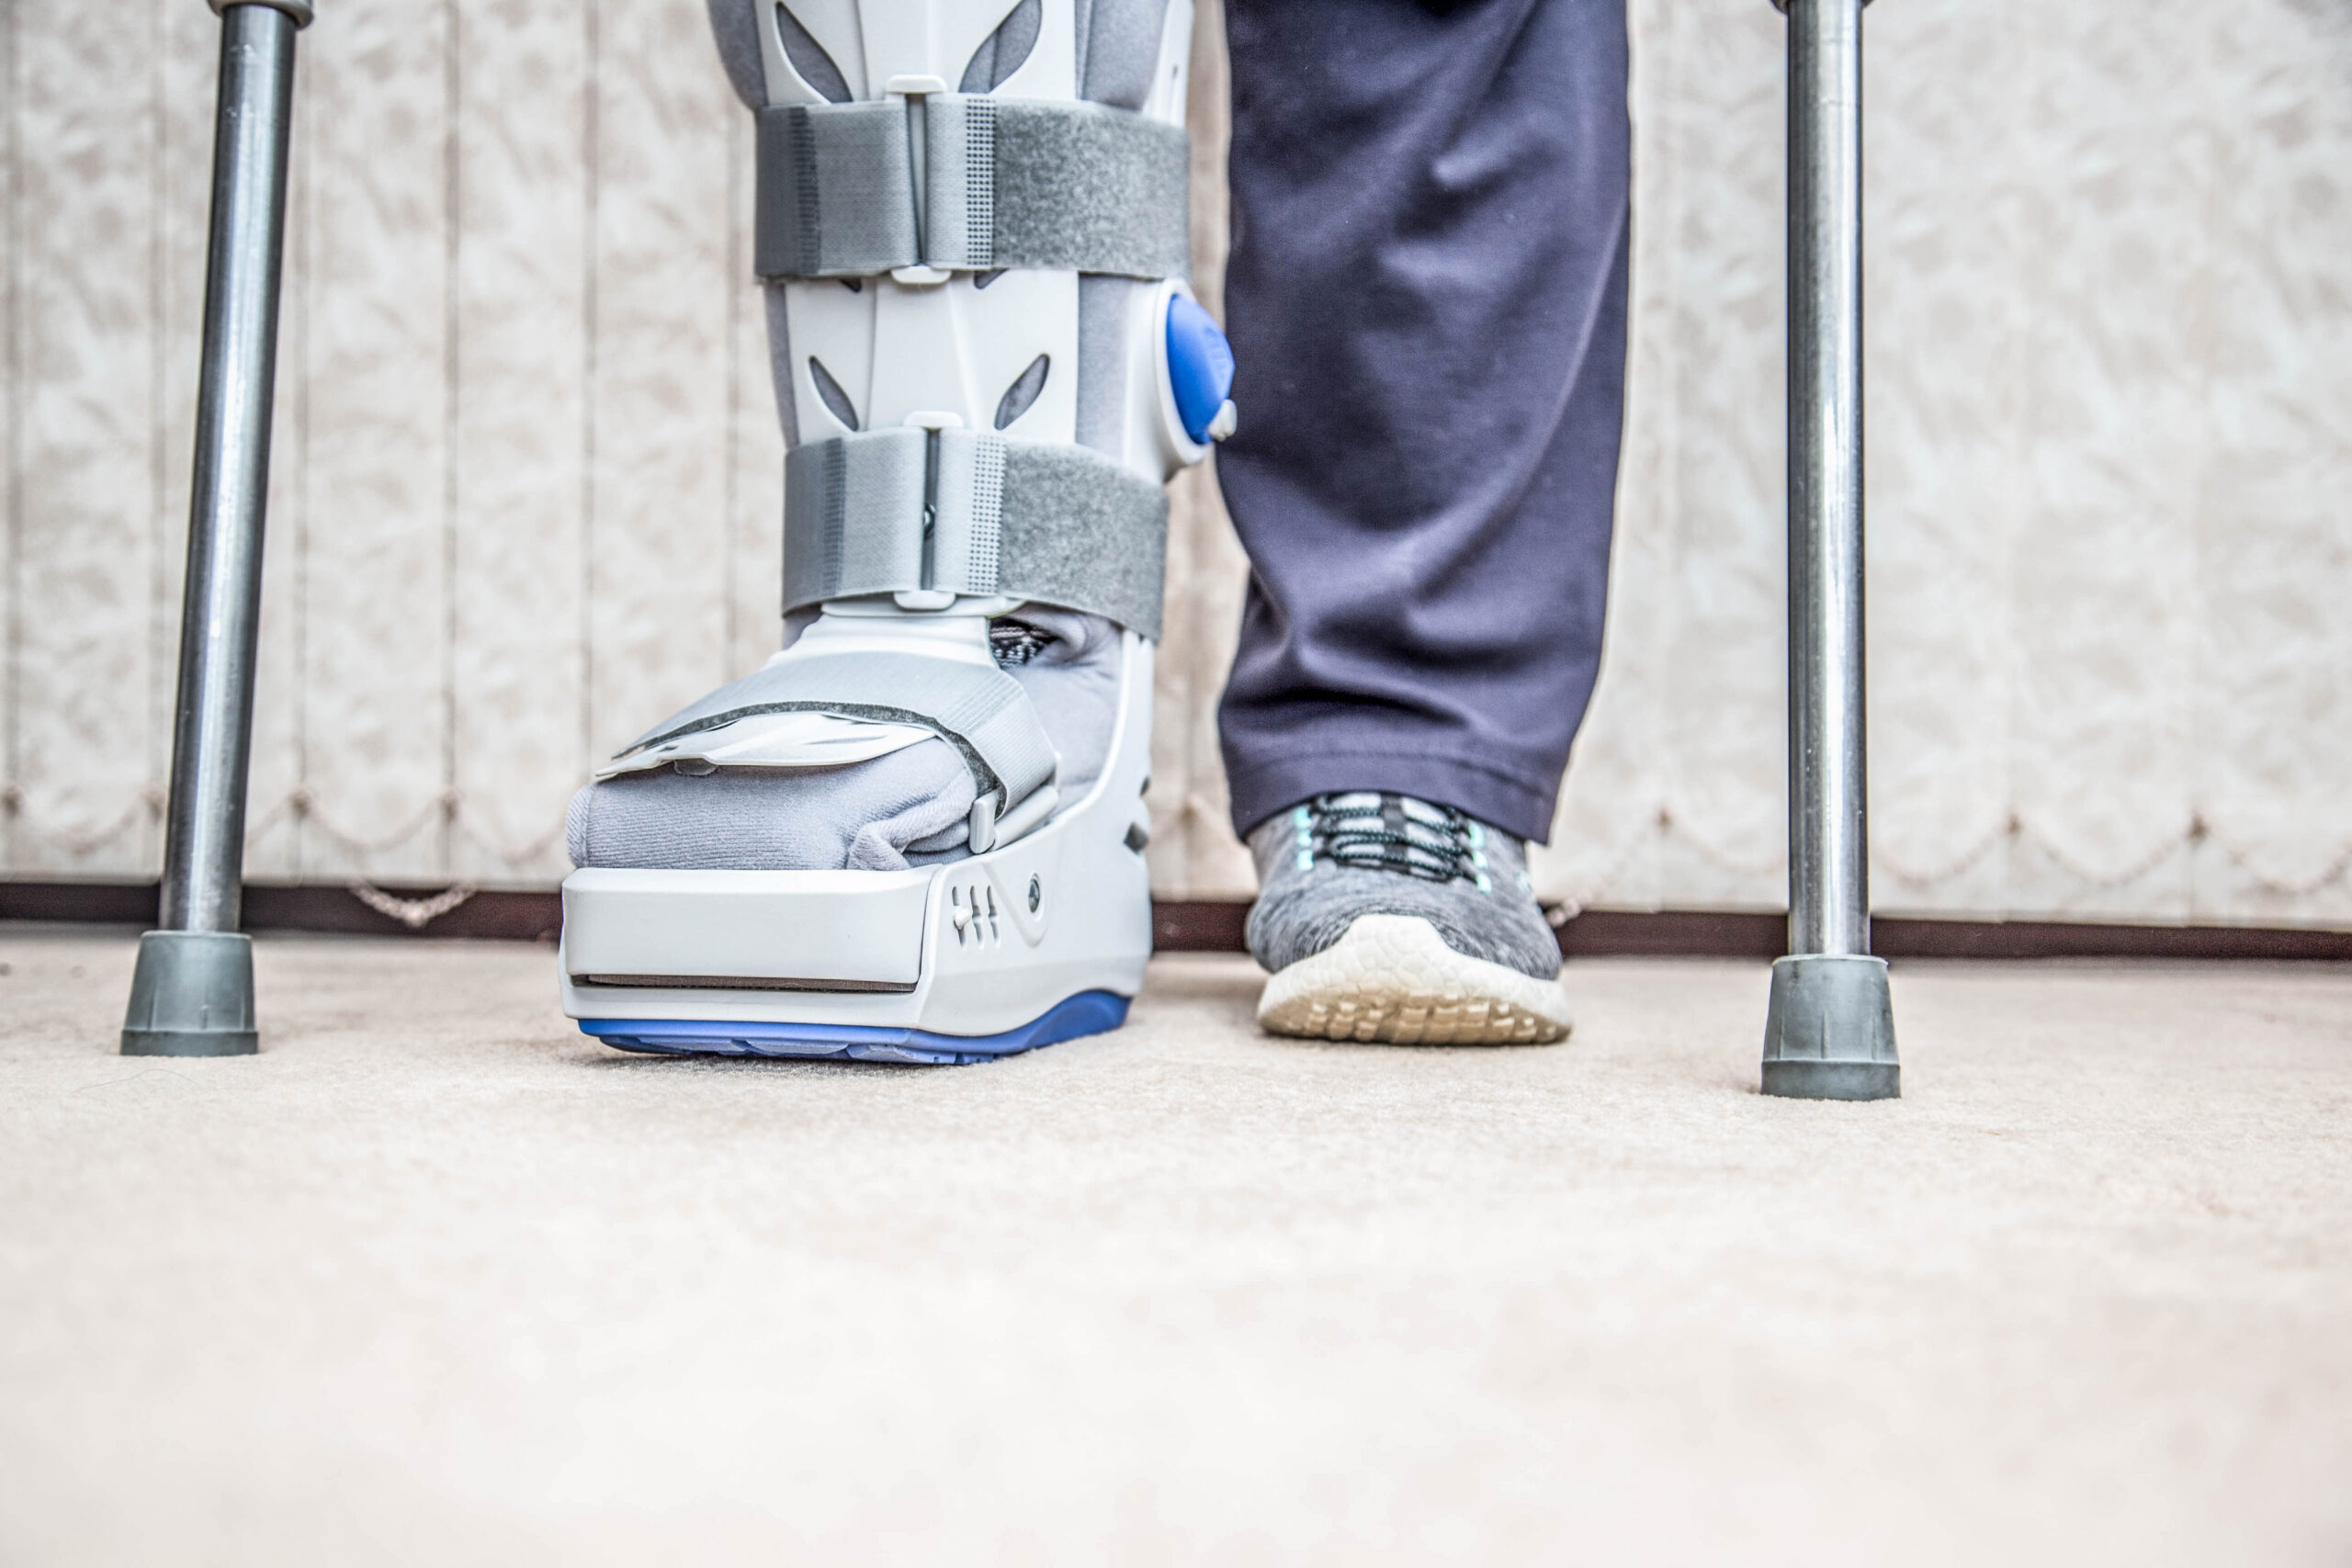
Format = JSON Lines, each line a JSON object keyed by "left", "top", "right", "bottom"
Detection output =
{"left": 1165, "top": 293, "right": 1238, "bottom": 446}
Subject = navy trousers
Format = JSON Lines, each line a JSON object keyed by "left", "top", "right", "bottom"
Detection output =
{"left": 1215, "top": 0, "right": 1631, "bottom": 844}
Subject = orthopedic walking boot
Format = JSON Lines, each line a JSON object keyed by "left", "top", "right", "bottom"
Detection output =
{"left": 1247, "top": 795, "right": 1574, "bottom": 1045}
{"left": 560, "top": 0, "right": 1233, "bottom": 1064}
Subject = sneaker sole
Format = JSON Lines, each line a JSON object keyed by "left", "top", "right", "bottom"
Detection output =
{"left": 1255, "top": 914, "right": 1573, "bottom": 1045}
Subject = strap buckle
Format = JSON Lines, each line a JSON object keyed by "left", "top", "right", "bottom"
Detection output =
{"left": 883, "top": 75, "right": 955, "bottom": 288}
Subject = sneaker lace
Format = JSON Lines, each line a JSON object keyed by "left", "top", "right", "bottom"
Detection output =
{"left": 988, "top": 617, "right": 1056, "bottom": 667}
{"left": 1290, "top": 793, "right": 1493, "bottom": 892}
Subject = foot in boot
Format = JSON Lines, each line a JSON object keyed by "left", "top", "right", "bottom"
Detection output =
{"left": 566, "top": 607, "right": 1120, "bottom": 874}
{"left": 1247, "top": 794, "right": 1572, "bottom": 1044}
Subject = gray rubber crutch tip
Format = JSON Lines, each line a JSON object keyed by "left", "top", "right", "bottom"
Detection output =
{"left": 120, "top": 931, "right": 259, "bottom": 1057}
{"left": 1759, "top": 953, "right": 1899, "bottom": 1100}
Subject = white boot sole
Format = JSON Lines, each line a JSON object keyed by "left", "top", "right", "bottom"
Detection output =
{"left": 1255, "top": 914, "right": 1574, "bottom": 1045}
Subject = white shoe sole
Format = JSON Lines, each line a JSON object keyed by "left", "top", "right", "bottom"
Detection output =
{"left": 1255, "top": 914, "right": 1574, "bottom": 1045}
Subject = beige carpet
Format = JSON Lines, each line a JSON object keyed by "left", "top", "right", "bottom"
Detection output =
{"left": 1, "top": 927, "right": 2346, "bottom": 1566}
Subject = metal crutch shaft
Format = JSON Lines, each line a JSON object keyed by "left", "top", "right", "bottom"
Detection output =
{"left": 120, "top": 0, "right": 311, "bottom": 1057}
{"left": 1759, "top": 0, "right": 1899, "bottom": 1100}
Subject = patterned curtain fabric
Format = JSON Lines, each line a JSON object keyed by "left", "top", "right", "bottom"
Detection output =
{"left": 3, "top": 0, "right": 2346, "bottom": 927}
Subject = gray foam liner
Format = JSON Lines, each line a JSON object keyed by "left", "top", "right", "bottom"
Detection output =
{"left": 1074, "top": 276, "right": 1134, "bottom": 457}
{"left": 765, "top": 286, "right": 799, "bottom": 446}
{"left": 1080, "top": 0, "right": 1172, "bottom": 111}
{"left": 571, "top": 739, "right": 978, "bottom": 874}
{"left": 706, "top": 0, "right": 765, "bottom": 110}
{"left": 1076, "top": 0, "right": 1173, "bottom": 456}
{"left": 570, "top": 608, "right": 1124, "bottom": 874}
{"left": 626, "top": 649, "right": 1060, "bottom": 807}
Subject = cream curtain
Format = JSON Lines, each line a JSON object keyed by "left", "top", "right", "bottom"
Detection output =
{"left": 4, "top": 0, "right": 2347, "bottom": 926}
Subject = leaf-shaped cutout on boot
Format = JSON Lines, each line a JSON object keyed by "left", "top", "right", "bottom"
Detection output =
{"left": 994, "top": 354, "right": 1050, "bottom": 430}
{"left": 773, "top": 4, "right": 852, "bottom": 104}
{"left": 808, "top": 357, "right": 860, "bottom": 432}
{"left": 958, "top": 0, "right": 1042, "bottom": 93}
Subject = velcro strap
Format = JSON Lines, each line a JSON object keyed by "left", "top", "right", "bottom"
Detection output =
{"left": 785, "top": 429, "right": 1169, "bottom": 637}
{"left": 616, "top": 650, "right": 1057, "bottom": 811}
{"left": 753, "top": 101, "right": 916, "bottom": 278}
{"left": 755, "top": 96, "right": 1189, "bottom": 280}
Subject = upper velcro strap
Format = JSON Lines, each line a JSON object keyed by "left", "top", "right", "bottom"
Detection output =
{"left": 755, "top": 96, "right": 1190, "bottom": 280}
{"left": 616, "top": 650, "right": 1057, "bottom": 811}
{"left": 753, "top": 101, "right": 917, "bottom": 279}
{"left": 786, "top": 428, "right": 1169, "bottom": 638}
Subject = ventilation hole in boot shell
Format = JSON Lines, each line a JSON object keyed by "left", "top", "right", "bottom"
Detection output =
{"left": 808, "top": 356, "right": 860, "bottom": 432}
{"left": 959, "top": 0, "right": 1042, "bottom": 93}
{"left": 993, "top": 354, "right": 1049, "bottom": 430}
{"left": 773, "top": 5, "right": 853, "bottom": 103}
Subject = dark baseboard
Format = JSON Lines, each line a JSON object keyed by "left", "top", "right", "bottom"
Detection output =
{"left": 1867, "top": 915, "right": 2352, "bottom": 962}
{"left": 1552, "top": 908, "right": 1786, "bottom": 959}
{"left": 1537, "top": 908, "right": 2352, "bottom": 962}
{"left": 1154, "top": 900, "right": 1250, "bottom": 953}
{"left": 5, "top": 882, "right": 2348, "bottom": 961}
{"left": 0, "top": 881, "right": 562, "bottom": 942}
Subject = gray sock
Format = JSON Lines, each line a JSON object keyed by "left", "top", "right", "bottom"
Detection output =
{"left": 565, "top": 606, "right": 1122, "bottom": 874}
{"left": 1244, "top": 794, "right": 1562, "bottom": 980}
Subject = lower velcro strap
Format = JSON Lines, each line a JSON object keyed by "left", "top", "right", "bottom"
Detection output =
{"left": 785, "top": 429, "right": 1168, "bottom": 637}
{"left": 616, "top": 650, "right": 1057, "bottom": 812}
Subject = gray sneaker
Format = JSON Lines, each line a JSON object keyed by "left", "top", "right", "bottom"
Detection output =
{"left": 1246, "top": 793, "right": 1573, "bottom": 1044}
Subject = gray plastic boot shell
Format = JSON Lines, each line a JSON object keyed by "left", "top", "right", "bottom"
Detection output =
{"left": 1760, "top": 953, "right": 1898, "bottom": 1100}
{"left": 121, "top": 931, "right": 259, "bottom": 1056}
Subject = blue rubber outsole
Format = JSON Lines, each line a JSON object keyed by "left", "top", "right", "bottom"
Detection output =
{"left": 580, "top": 989, "right": 1131, "bottom": 1066}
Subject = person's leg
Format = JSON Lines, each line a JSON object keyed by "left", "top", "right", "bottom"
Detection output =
{"left": 1216, "top": 0, "right": 1630, "bottom": 1043}
{"left": 1217, "top": 0, "right": 1630, "bottom": 843}
{"left": 560, "top": 0, "right": 1222, "bottom": 1060}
